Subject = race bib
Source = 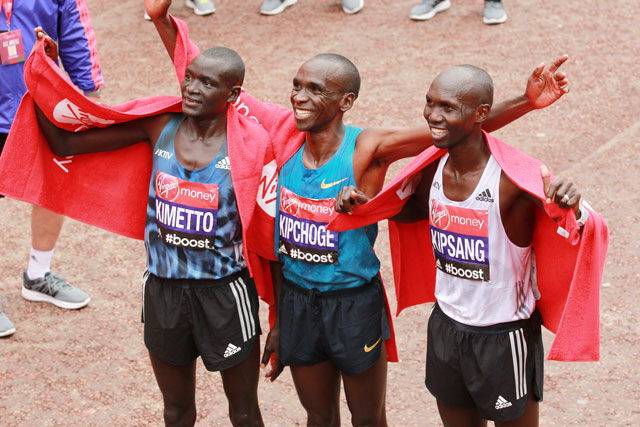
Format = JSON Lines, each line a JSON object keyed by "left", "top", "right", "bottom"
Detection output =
{"left": 278, "top": 186, "right": 339, "bottom": 265}
{"left": 430, "top": 199, "right": 490, "bottom": 281}
{"left": 155, "top": 171, "right": 219, "bottom": 250}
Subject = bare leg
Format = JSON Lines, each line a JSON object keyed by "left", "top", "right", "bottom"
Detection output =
{"left": 341, "top": 345, "right": 388, "bottom": 427}
{"left": 220, "top": 340, "right": 264, "bottom": 426}
{"left": 290, "top": 361, "right": 341, "bottom": 427}
{"left": 149, "top": 351, "right": 197, "bottom": 427}
{"left": 31, "top": 205, "right": 64, "bottom": 251}
{"left": 495, "top": 395, "right": 539, "bottom": 427}
{"left": 436, "top": 399, "right": 487, "bottom": 427}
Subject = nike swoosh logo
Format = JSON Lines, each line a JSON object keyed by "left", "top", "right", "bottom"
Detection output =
{"left": 364, "top": 336, "right": 383, "bottom": 353}
{"left": 320, "top": 177, "right": 348, "bottom": 190}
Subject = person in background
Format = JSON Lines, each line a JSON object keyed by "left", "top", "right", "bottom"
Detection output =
{"left": 0, "top": 0, "right": 103, "bottom": 338}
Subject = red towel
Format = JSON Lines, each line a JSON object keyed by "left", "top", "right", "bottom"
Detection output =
{"left": 329, "top": 131, "right": 608, "bottom": 361}
{"left": 0, "top": 41, "right": 280, "bottom": 308}
{"left": 171, "top": 16, "right": 399, "bottom": 362}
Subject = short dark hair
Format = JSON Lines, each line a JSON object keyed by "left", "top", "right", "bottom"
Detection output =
{"left": 312, "top": 53, "right": 361, "bottom": 98}
{"left": 201, "top": 46, "right": 245, "bottom": 87}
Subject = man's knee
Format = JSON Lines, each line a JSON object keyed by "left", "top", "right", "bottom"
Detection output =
{"left": 163, "top": 401, "right": 196, "bottom": 427}
{"left": 227, "top": 398, "right": 261, "bottom": 426}
{"left": 306, "top": 409, "right": 339, "bottom": 426}
{"left": 351, "top": 412, "right": 386, "bottom": 427}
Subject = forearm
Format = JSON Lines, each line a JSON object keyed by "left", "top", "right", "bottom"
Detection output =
{"left": 483, "top": 95, "right": 533, "bottom": 132}
{"left": 152, "top": 15, "right": 179, "bottom": 61}
{"left": 269, "top": 261, "right": 283, "bottom": 325}
{"left": 34, "top": 104, "right": 75, "bottom": 156}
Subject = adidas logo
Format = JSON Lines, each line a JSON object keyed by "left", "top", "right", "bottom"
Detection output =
{"left": 432, "top": 181, "right": 441, "bottom": 190}
{"left": 215, "top": 156, "right": 231, "bottom": 170}
{"left": 224, "top": 343, "right": 241, "bottom": 358}
{"left": 475, "top": 188, "right": 494, "bottom": 203}
{"left": 495, "top": 395, "right": 512, "bottom": 410}
{"left": 436, "top": 259, "right": 442, "bottom": 269}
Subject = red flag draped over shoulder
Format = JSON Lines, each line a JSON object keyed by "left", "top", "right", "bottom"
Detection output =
{"left": 0, "top": 39, "right": 279, "bottom": 310}
{"left": 0, "top": 42, "right": 182, "bottom": 238}
{"left": 329, "top": 131, "right": 608, "bottom": 362}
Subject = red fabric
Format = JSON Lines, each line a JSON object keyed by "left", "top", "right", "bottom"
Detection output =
{"left": 171, "top": 16, "right": 399, "bottom": 362}
{"left": 0, "top": 41, "right": 278, "bottom": 307}
{"left": 329, "top": 131, "right": 608, "bottom": 361}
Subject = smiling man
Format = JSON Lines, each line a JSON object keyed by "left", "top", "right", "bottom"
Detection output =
{"left": 31, "top": 31, "right": 270, "bottom": 426}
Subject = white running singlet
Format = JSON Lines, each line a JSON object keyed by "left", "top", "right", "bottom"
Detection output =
{"left": 429, "top": 153, "right": 536, "bottom": 326}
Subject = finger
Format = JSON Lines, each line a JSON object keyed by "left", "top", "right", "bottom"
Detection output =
{"left": 268, "top": 365, "right": 285, "bottom": 382}
{"left": 260, "top": 348, "right": 272, "bottom": 368}
{"left": 553, "top": 72, "right": 567, "bottom": 80}
{"left": 540, "top": 165, "right": 552, "bottom": 202}
{"left": 548, "top": 54, "right": 569, "bottom": 74}
{"left": 531, "top": 62, "right": 544, "bottom": 81}
{"left": 352, "top": 190, "right": 369, "bottom": 206}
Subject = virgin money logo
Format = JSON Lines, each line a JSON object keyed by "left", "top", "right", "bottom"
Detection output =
{"left": 430, "top": 200, "right": 450, "bottom": 229}
{"left": 52, "top": 99, "right": 115, "bottom": 132}
{"left": 280, "top": 191, "right": 300, "bottom": 216}
{"left": 156, "top": 173, "right": 180, "bottom": 201}
{"left": 257, "top": 160, "right": 277, "bottom": 218}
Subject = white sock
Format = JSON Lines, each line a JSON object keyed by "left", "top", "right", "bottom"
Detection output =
{"left": 27, "top": 248, "right": 54, "bottom": 280}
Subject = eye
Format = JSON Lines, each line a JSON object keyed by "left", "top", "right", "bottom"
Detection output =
{"left": 184, "top": 73, "right": 192, "bottom": 81}
{"left": 203, "top": 81, "right": 214, "bottom": 88}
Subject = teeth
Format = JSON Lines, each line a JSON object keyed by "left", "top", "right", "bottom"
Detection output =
{"left": 296, "top": 109, "right": 312, "bottom": 118}
{"left": 431, "top": 127, "right": 447, "bottom": 135}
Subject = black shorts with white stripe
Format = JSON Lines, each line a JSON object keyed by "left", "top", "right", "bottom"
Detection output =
{"left": 425, "top": 303, "right": 544, "bottom": 422}
{"left": 142, "top": 268, "right": 261, "bottom": 372}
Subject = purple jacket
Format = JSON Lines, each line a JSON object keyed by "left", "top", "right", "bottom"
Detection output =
{"left": 0, "top": 0, "right": 103, "bottom": 133}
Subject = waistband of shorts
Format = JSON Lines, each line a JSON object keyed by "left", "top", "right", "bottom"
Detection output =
{"left": 283, "top": 273, "right": 381, "bottom": 299}
{"left": 148, "top": 267, "right": 249, "bottom": 288}
{"left": 433, "top": 302, "right": 542, "bottom": 334}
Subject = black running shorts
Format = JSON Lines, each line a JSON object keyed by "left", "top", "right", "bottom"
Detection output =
{"left": 279, "top": 274, "right": 390, "bottom": 376}
{"left": 142, "top": 268, "right": 261, "bottom": 372}
{"left": 426, "top": 303, "right": 544, "bottom": 422}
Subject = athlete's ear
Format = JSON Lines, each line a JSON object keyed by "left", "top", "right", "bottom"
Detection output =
{"left": 227, "top": 86, "right": 242, "bottom": 104}
{"left": 339, "top": 92, "right": 356, "bottom": 113}
{"left": 475, "top": 104, "right": 491, "bottom": 123}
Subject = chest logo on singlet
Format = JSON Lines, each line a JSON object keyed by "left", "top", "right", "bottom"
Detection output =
{"left": 430, "top": 199, "right": 490, "bottom": 281}
{"left": 320, "top": 177, "right": 348, "bottom": 190}
{"left": 154, "top": 171, "right": 219, "bottom": 250}
{"left": 278, "top": 187, "right": 339, "bottom": 265}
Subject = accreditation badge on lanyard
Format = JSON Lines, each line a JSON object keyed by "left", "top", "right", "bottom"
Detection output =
{"left": 0, "top": 0, "right": 26, "bottom": 66}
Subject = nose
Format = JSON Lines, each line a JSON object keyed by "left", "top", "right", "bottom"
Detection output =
{"left": 292, "top": 88, "right": 309, "bottom": 105}
{"left": 426, "top": 106, "right": 443, "bottom": 124}
{"left": 184, "top": 79, "right": 200, "bottom": 94}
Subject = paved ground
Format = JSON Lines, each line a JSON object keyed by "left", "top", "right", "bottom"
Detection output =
{"left": 1, "top": 0, "right": 639, "bottom": 425}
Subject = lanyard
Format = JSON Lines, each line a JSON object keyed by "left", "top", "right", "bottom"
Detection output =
{"left": 1, "top": 0, "right": 12, "bottom": 29}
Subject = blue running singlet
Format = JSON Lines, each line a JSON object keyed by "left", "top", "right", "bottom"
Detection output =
{"left": 276, "top": 125, "right": 380, "bottom": 291}
{"left": 145, "top": 114, "right": 245, "bottom": 279}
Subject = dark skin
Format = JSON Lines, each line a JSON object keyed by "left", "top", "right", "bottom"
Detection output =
{"left": 383, "top": 68, "right": 581, "bottom": 427}
{"left": 32, "top": 30, "right": 263, "bottom": 427}
{"left": 141, "top": 2, "right": 571, "bottom": 424}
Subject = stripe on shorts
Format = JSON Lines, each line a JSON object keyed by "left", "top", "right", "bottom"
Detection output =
{"left": 229, "top": 277, "right": 255, "bottom": 342}
{"left": 509, "top": 328, "right": 528, "bottom": 400}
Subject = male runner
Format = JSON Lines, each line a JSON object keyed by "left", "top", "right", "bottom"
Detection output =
{"left": 31, "top": 30, "right": 267, "bottom": 426}
{"left": 335, "top": 65, "right": 602, "bottom": 426}
{"left": 145, "top": 2, "right": 570, "bottom": 424}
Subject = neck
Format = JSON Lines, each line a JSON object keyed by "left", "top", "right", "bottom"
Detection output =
{"left": 303, "top": 121, "right": 346, "bottom": 169}
{"left": 186, "top": 109, "right": 228, "bottom": 142}
{"left": 447, "top": 130, "right": 490, "bottom": 173}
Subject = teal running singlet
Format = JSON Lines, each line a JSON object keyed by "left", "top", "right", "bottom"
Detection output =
{"left": 145, "top": 114, "right": 245, "bottom": 279}
{"left": 276, "top": 126, "right": 380, "bottom": 291}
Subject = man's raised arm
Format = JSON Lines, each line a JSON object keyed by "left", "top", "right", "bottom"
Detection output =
{"left": 364, "top": 55, "right": 570, "bottom": 165}
{"left": 145, "top": 0, "right": 179, "bottom": 61}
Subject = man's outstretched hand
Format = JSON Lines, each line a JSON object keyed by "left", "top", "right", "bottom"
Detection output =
{"left": 144, "top": 0, "right": 172, "bottom": 20}
{"left": 32, "top": 27, "right": 58, "bottom": 62}
{"left": 526, "top": 55, "right": 570, "bottom": 109}
{"left": 335, "top": 185, "right": 370, "bottom": 215}
{"left": 540, "top": 165, "right": 581, "bottom": 214}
